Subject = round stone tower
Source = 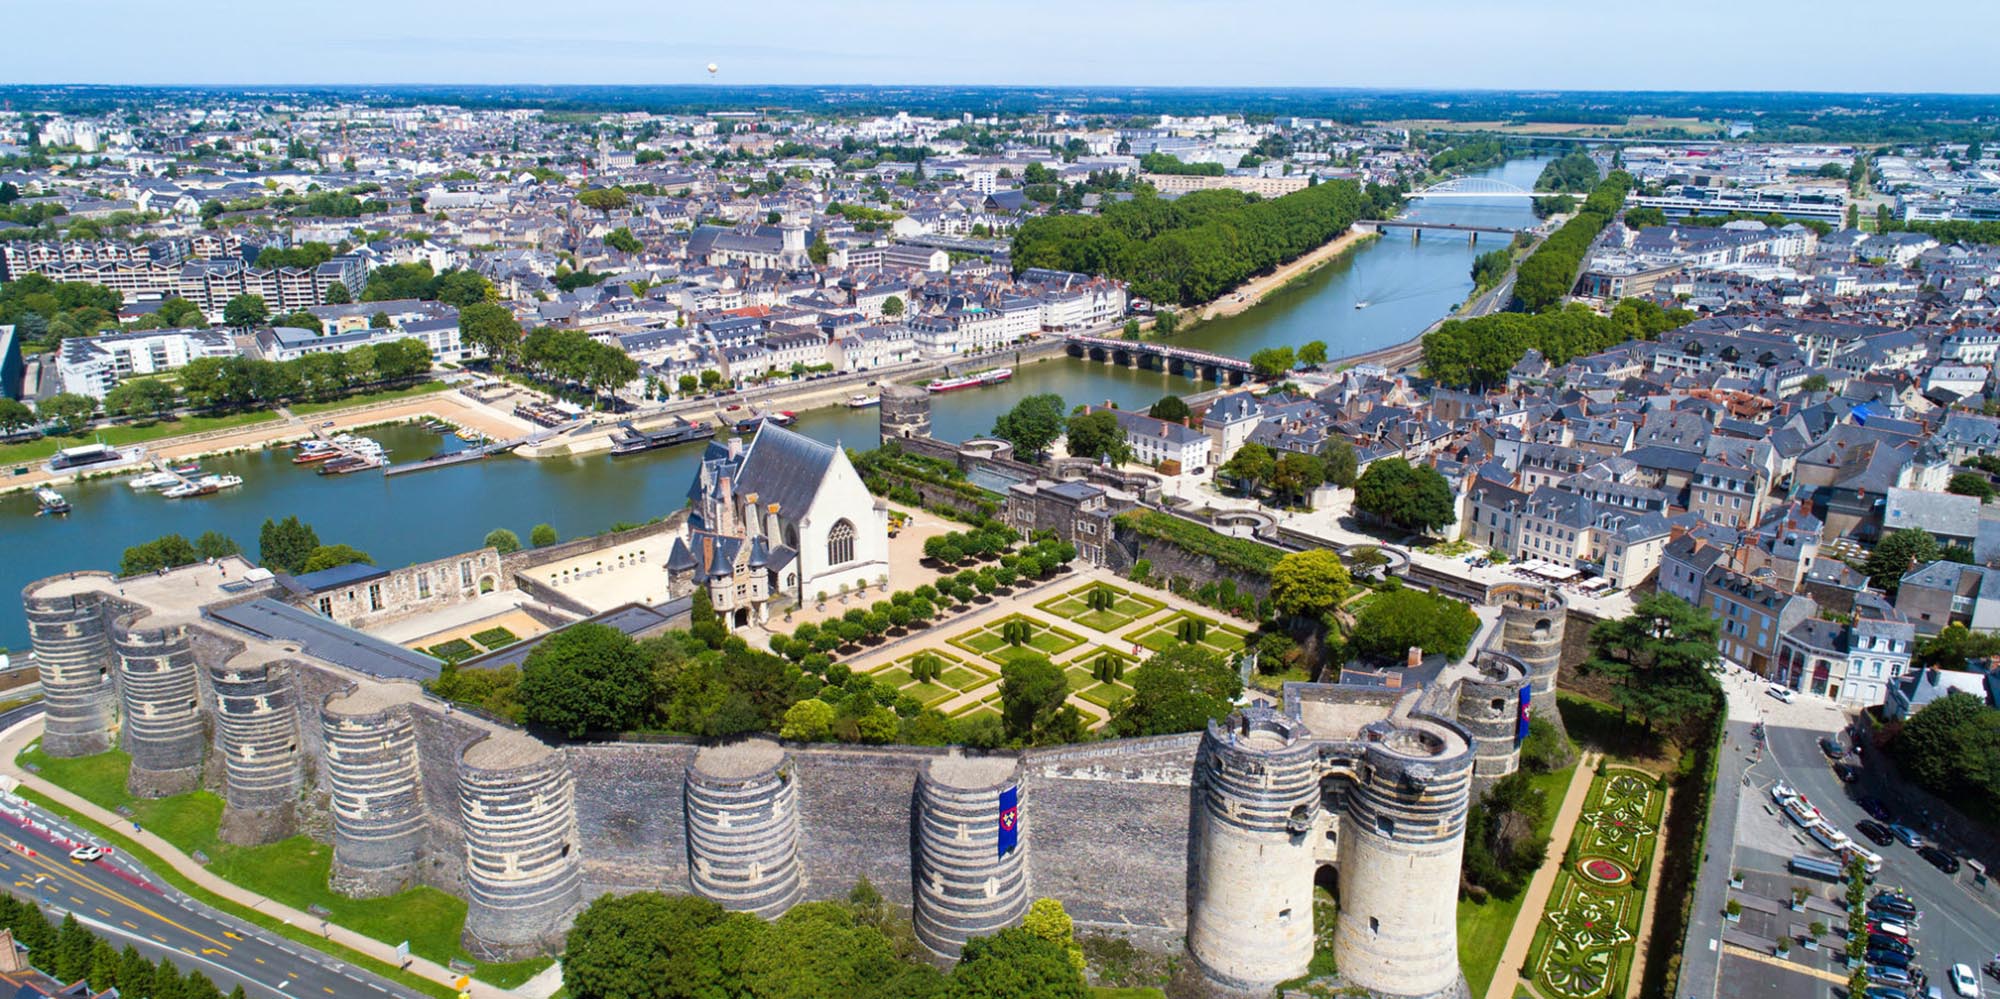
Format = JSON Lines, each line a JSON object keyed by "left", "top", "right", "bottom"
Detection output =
{"left": 322, "top": 690, "right": 425, "bottom": 897}
{"left": 23, "top": 578, "right": 119, "bottom": 758}
{"left": 1186, "top": 706, "right": 1323, "bottom": 991}
{"left": 1453, "top": 650, "right": 1532, "bottom": 781}
{"left": 459, "top": 734, "right": 582, "bottom": 960}
{"left": 1494, "top": 584, "right": 1568, "bottom": 735}
{"left": 1334, "top": 716, "right": 1475, "bottom": 999}
{"left": 879, "top": 382, "right": 932, "bottom": 440}
{"left": 209, "top": 657, "right": 303, "bottom": 845}
{"left": 684, "top": 739, "right": 803, "bottom": 918}
{"left": 112, "top": 615, "right": 206, "bottom": 796}
{"left": 913, "top": 753, "right": 1028, "bottom": 959}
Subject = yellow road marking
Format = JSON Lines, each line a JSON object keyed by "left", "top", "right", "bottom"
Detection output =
{"left": 121, "top": 921, "right": 137, "bottom": 930}
{"left": 151, "top": 934, "right": 166, "bottom": 943}
{"left": 201, "top": 948, "right": 226, "bottom": 957}
{"left": 254, "top": 957, "right": 266, "bottom": 965}
{"left": 224, "top": 931, "right": 244, "bottom": 941}
{"left": 12, "top": 845, "right": 231, "bottom": 950}
{"left": 94, "top": 908, "right": 109, "bottom": 918}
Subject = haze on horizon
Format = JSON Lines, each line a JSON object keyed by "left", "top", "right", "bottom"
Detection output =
{"left": 11, "top": 0, "right": 2000, "bottom": 95}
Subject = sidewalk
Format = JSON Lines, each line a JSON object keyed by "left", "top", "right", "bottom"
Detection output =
{"left": 1483, "top": 751, "right": 1601, "bottom": 999}
{"left": 0, "top": 714, "right": 515, "bottom": 999}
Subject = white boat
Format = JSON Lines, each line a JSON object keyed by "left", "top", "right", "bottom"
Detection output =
{"left": 1354, "top": 300, "right": 1371, "bottom": 310}
{"left": 847, "top": 394, "right": 881, "bottom": 409}
{"left": 199, "top": 473, "right": 243, "bottom": 491}
{"left": 160, "top": 481, "right": 203, "bottom": 499}
{"left": 35, "top": 487, "right": 71, "bottom": 515}
{"left": 128, "top": 470, "right": 181, "bottom": 490}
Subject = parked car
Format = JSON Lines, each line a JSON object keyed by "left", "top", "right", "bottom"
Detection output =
{"left": 1889, "top": 824, "right": 1927, "bottom": 848}
{"left": 67, "top": 846, "right": 103, "bottom": 863}
{"left": 1835, "top": 762, "right": 1862, "bottom": 783}
{"left": 1768, "top": 684, "right": 1798, "bottom": 703}
{"left": 1870, "top": 949, "right": 1914, "bottom": 970}
{"left": 1821, "top": 735, "right": 1846, "bottom": 759}
{"left": 1869, "top": 893, "right": 1920, "bottom": 920}
{"left": 1858, "top": 796, "right": 1894, "bottom": 822}
{"left": 1870, "top": 966, "right": 1916, "bottom": 989}
{"left": 1950, "top": 965, "right": 1978, "bottom": 999}
{"left": 1856, "top": 820, "right": 1896, "bottom": 846}
{"left": 1867, "top": 986, "right": 1911, "bottom": 999}
{"left": 1871, "top": 935, "right": 1917, "bottom": 957}
{"left": 1869, "top": 919, "right": 1911, "bottom": 939}
{"left": 1918, "top": 845, "right": 1961, "bottom": 874}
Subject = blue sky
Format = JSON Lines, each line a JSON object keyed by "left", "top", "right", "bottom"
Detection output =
{"left": 10, "top": 0, "right": 2000, "bottom": 93}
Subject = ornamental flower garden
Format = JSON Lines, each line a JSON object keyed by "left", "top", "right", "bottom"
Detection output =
{"left": 1525, "top": 768, "right": 1664, "bottom": 999}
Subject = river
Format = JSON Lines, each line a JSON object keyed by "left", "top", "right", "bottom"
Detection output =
{"left": 0, "top": 157, "right": 1550, "bottom": 652}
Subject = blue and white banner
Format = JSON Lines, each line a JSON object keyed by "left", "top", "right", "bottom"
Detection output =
{"left": 1517, "top": 686, "right": 1533, "bottom": 744}
{"left": 997, "top": 785, "right": 1020, "bottom": 858}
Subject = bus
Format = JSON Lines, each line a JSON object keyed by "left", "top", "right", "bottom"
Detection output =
{"left": 1789, "top": 854, "right": 1849, "bottom": 882}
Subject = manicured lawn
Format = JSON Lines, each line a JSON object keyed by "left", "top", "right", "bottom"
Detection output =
{"left": 1035, "top": 582, "right": 1166, "bottom": 633}
{"left": 935, "top": 665, "right": 987, "bottom": 690}
{"left": 950, "top": 702, "right": 1001, "bottom": 721}
{"left": 17, "top": 743, "right": 548, "bottom": 988}
{"left": 872, "top": 665, "right": 914, "bottom": 687}
{"left": 1456, "top": 760, "right": 1580, "bottom": 999}
{"left": 904, "top": 681, "right": 955, "bottom": 709}
{"left": 946, "top": 615, "right": 1085, "bottom": 667}
{"left": 1123, "top": 611, "right": 1247, "bottom": 657}
{"left": 1557, "top": 692, "right": 1677, "bottom": 769}
{"left": 0, "top": 411, "right": 282, "bottom": 467}
{"left": 1077, "top": 683, "right": 1131, "bottom": 712}
{"left": 288, "top": 379, "right": 449, "bottom": 416}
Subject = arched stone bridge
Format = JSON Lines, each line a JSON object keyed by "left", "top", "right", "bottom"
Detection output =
{"left": 1064, "top": 334, "right": 1254, "bottom": 385}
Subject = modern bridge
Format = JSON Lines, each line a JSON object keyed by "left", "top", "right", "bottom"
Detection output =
{"left": 1064, "top": 334, "right": 1255, "bottom": 385}
{"left": 1406, "top": 177, "right": 1561, "bottom": 200}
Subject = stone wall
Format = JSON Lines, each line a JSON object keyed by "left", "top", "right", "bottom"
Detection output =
{"left": 1105, "top": 523, "right": 1273, "bottom": 600}
{"left": 567, "top": 741, "right": 700, "bottom": 895}
{"left": 298, "top": 548, "right": 507, "bottom": 631}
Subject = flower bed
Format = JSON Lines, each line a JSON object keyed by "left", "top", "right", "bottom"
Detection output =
{"left": 1525, "top": 768, "right": 1664, "bottom": 999}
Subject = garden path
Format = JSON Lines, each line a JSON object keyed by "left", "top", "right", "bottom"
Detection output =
{"left": 1484, "top": 752, "right": 1601, "bottom": 999}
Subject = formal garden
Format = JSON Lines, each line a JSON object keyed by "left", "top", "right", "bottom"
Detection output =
{"left": 1522, "top": 767, "right": 1664, "bottom": 999}
{"left": 869, "top": 648, "right": 997, "bottom": 711}
{"left": 948, "top": 613, "right": 1089, "bottom": 666}
{"left": 1035, "top": 581, "right": 1167, "bottom": 633}
{"left": 423, "top": 624, "right": 520, "bottom": 661}
{"left": 1124, "top": 610, "right": 1249, "bottom": 657}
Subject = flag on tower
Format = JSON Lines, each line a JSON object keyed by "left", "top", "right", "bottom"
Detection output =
{"left": 997, "top": 785, "right": 1020, "bottom": 858}
{"left": 1516, "top": 686, "right": 1533, "bottom": 744}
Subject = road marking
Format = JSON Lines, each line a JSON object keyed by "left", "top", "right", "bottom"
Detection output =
{"left": 225, "top": 931, "right": 245, "bottom": 940}
{"left": 94, "top": 907, "right": 109, "bottom": 917}
{"left": 201, "top": 947, "right": 226, "bottom": 957}
{"left": 254, "top": 957, "right": 266, "bottom": 965}
{"left": 10, "top": 844, "right": 232, "bottom": 950}
{"left": 323, "top": 988, "right": 335, "bottom": 995}
{"left": 121, "top": 921, "right": 136, "bottom": 930}
{"left": 151, "top": 934, "right": 166, "bottom": 943}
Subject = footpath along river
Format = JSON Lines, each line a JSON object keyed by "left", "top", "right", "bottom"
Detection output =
{"left": 0, "top": 157, "right": 1550, "bottom": 652}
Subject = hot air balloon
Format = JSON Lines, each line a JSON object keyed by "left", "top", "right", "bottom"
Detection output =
{"left": 707, "top": 62, "right": 719, "bottom": 76}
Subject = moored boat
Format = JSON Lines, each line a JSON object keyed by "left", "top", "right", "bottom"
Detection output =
{"left": 926, "top": 368, "right": 1013, "bottom": 393}
{"left": 847, "top": 394, "right": 881, "bottom": 408}
{"left": 128, "top": 470, "right": 181, "bottom": 490}
{"left": 34, "top": 487, "right": 71, "bottom": 515}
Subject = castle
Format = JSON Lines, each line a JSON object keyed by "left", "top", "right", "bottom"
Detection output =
{"left": 20, "top": 547, "right": 1568, "bottom": 998}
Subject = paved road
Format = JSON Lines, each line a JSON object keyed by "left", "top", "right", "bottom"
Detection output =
{"left": 0, "top": 707, "right": 425, "bottom": 999}
{"left": 1682, "top": 673, "right": 2000, "bottom": 998}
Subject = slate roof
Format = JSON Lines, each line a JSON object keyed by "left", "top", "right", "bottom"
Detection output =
{"left": 731, "top": 422, "right": 839, "bottom": 522}
{"left": 204, "top": 599, "right": 439, "bottom": 681}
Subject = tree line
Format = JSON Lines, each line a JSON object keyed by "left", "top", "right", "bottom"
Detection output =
{"left": 1420, "top": 297, "right": 1694, "bottom": 389}
{"left": 0, "top": 896, "right": 249, "bottom": 999}
{"left": 563, "top": 888, "right": 1093, "bottom": 999}
{"left": 1511, "top": 170, "right": 1633, "bottom": 312}
{"left": 1009, "top": 179, "right": 1379, "bottom": 306}
{"left": 118, "top": 515, "right": 372, "bottom": 577}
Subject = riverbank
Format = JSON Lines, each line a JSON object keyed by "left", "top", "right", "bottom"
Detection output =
{"left": 1, "top": 388, "right": 536, "bottom": 496}
{"left": 1191, "top": 227, "right": 1379, "bottom": 323}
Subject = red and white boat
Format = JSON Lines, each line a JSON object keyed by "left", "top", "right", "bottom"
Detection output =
{"left": 926, "top": 368, "right": 1014, "bottom": 393}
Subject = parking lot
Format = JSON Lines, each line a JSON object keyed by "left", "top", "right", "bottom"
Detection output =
{"left": 1697, "top": 667, "right": 2000, "bottom": 999}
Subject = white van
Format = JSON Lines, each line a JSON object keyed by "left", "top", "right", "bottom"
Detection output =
{"left": 1767, "top": 684, "right": 1798, "bottom": 704}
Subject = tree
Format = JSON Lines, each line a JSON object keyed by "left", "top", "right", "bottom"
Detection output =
{"left": 1147, "top": 395, "right": 1190, "bottom": 423}
{"left": 1111, "top": 645, "right": 1240, "bottom": 737}
{"left": 1269, "top": 450, "right": 1325, "bottom": 507}
{"left": 881, "top": 295, "right": 904, "bottom": 318}
{"left": 1121, "top": 318, "right": 1142, "bottom": 341}
{"left": 520, "top": 623, "right": 654, "bottom": 737}
{"left": 1946, "top": 472, "right": 1995, "bottom": 503}
{"left": 945, "top": 928, "right": 1087, "bottom": 999}
{"left": 1890, "top": 691, "right": 2000, "bottom": 815}
{"left": 1322, "top": 440, "right": 1358, "bottom": 489}
{"left": 1801, "top": 373, "right": 1830, "bottom": 393}
{"left": 1153, "top": 310, "right": 1179, "bottom": 335}
{"left": 562, "top": 891, "right": 738, "bottom": 999}
{"left": 807, "top": 235, "right": 831, "bottom": 266}
{"left": 1352, "top": 457, "right": 1456, "bottom": 534}
{"left": 1349, "top": 588, "right": 1481, "bottom": 662}
{"left": 0, "top": 397, "right": 35, "bottom": 432}
{"left": 36, "top": 392, "right": 97, "bottom": 432}
{"left": 531, "top": 523, "right": 560, "bottom": 548}
{"left": 1063, "top": 410, "right": 1129, "bottom": 465}
{"left": 156, "top": 296, "right": 206, "bottom": 327}
{"left": 991, "top": 394, "right": 1066, "bottom": 463}
{"left": 369, "top": 311, "right": 392, "bottom": 329}
{"left": 678, "top": 374, "right": 698, "bottom": 395}
{"left": 781, "top": 698, "right": 836, "bottom": 741}
{"left": 257, "top": 516, "right": 321, "bottom": 574}
{"left": 1021, "top": 898, "right": 1085, "bottom": 972}
{"left": 484, "top": 528, "right": 523, "bottom": 554}
{"left": 458, "top": 302, "right": 522, "bottom": 365}
{"left": 1298, "top": 340, "right": 1328, "bottom": 366}
{"left": 1580, "top": 592, "right": 1723, "bottom": 738}
{"left": 323, "top": 281, "right": 352, "bottom": 305}
{"left": 1249, "top": 346, "right": 1295, "bottom": 380}
{"left": 301, "top": 543, "right": 373, "bottom": 573}
{"left": 193, "top": 531, "right": 241, "bottom": 560}
{"left": 998, "top": 653, "right": 1069, "bottom": 745}
{"left": 690, "top": 588, "right": 726, "bottom": 648}
{"left": 101, "top": 378, "right": 178, "bottom": 420}
{"left": 121, "top": 534, "right": 199, "bottom": 575}
{"left": 1270, "top": 550, "right": 1352, "bottom": 621}
{"left": 222, "top": 293, "right": 268, "bottom": 329}
{"left": 1864, "top": 527, "right": 1941, "bottom": 595}
{"left": 604, "top": 227, "right": 643, "bottom": 253}
{"left": 1219, "top": 441, "right": 1274, "bottom": 494}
